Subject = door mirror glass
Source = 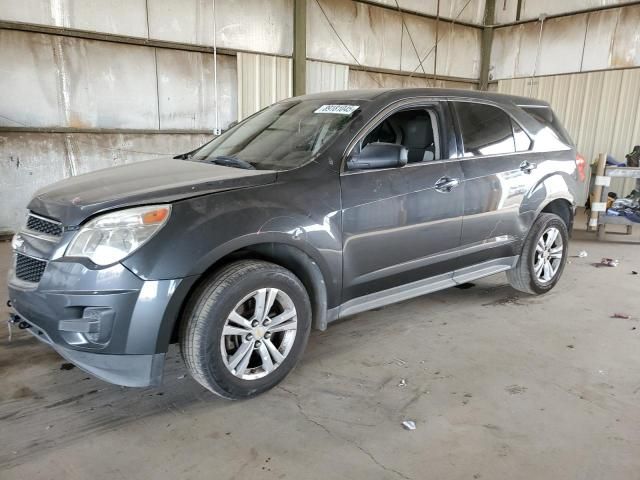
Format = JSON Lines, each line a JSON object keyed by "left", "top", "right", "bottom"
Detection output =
{"left": 347, "top": 142, "right": 408, "bottom": 170}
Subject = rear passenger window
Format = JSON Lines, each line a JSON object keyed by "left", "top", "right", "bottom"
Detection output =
{"left": 454, "top": 102, "right": 515, "bottom": 157}
{"left": 513, "top": 121, "right": 532, "bottom": 151}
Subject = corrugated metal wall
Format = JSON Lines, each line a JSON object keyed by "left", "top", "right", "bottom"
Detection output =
{"left": 497, "top": 68, "right": 640, "bottom": 202}
{"left": 348, "top": 69, "right": 477, "bottom": 89}
{"left": 306, "top": 60, "right": 350, "bottom": 93}
{"left": 237, "top": 53, "right": 293, "bottom": 120}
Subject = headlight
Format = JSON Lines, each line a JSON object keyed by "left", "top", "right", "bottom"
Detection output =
{"left": 65, "top": 205, "right": 171, "bottom": 266}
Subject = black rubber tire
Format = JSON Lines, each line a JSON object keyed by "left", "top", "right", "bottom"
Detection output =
{"left": 506, "top": 213, "right": 569, "bottom": 295}
{"left": 180, "top": 260, "right": 311, "bottom": 399}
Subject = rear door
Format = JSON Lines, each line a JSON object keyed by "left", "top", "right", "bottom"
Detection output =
{"left": 340, "top": 100, "right": 464, "bottom": 303}
{"left": 452, "top": 101, "right": 538, "bottom": 270}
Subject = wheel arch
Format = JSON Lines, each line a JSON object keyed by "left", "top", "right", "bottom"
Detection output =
{"left": 161, "top": 241, "right": 332, "bottom": 353}
{"left": 539, "top": 198, "right": 574, "bottom": 232}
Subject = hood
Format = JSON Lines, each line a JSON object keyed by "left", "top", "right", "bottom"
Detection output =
{"left": 28, "top": 157, "right": 277, "bottom": 225}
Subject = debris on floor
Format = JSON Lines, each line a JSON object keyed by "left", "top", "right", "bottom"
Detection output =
{"left": 577, "top": 250, "right": 588, "bottom": 258}
{"left": 599, "top": 258, "right": 619, "bottom": 267}
{"left": 612, "top": 313, "right": 631, "bottom": 319}
{"left": 632, "top": 271, "right": 638, "bottom": 275}
{"left": 482, "top": 295, "right": 523, "bottom": 307}
{"left": 402, "top": 420, "right": 416, "bottom": 431}
{"left": 398, "top": 378, "right": 407, "bottom": 387}
{"left": 60, "top": 363, "right": 75, "bottom": 371}
{"left": 505, "top": 385, "right": 527, "bottom": 395}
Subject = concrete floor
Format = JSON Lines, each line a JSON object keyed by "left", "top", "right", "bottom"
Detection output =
{"left": 1, "top": 215, "right": 640, "bottom": 480}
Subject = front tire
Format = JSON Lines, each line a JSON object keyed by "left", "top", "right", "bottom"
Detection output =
{"left": 180, "top": 260, "right": 311, "bottom": 399}
{"left": 507, "top": 213, "right": 569, "bottom": 295}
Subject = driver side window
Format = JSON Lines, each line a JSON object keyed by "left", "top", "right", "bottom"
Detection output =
{"left": 362, "top": 108, "right": 440, "bottom": 163}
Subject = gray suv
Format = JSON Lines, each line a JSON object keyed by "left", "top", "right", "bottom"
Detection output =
{"left": 7, "top": 89, "right": 583, "bottom": 399}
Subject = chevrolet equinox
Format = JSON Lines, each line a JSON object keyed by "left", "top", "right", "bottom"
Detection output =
{"left": 7, "top": 89, "right": 583, "bottom": 399}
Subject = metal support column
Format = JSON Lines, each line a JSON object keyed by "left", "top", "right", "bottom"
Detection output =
{"left": 293, "top": 0, "right": 307, "bottom": 96}
{"left": 479, "top": 0, "right": 495, "bottom": 91}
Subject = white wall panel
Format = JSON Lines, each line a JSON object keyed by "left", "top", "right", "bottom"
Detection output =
{"left": 581, "top": 9, "right": 620, "bottom": 71}
{"left": 157, "top": 50, "right": 237, "bottom": 130}
{"left": 535, "top": 14, "right": 587, "bottom": 76}
{"left": 0, "top": 0, "right": 148, "bottom": 37}
{"left": 147, "top": 0, "right": 216, "bottom": 46}
{"left": 306, "top": 60, "right": 349, "bottom": 93}
{"left": 494, "top": 0, "right": 637, "bottom": 23}
{"left": 435, "top": 22, "right": 482, "bottom": 79}
{"left": 0, "top": 0, "right": 293, "bottom": 56}
{"left": 0, "top": 30, "right": 158, "bottom": 129}
{"left": 148, "top": 0, "right": 293, "bottom": 55}
{"left": 492, "top": 5, "right": 640, "bottom": 79}
{"left": 494, "top": 0, "right": 518, "bottom": 24}
{"left": 237, "top": 53, "right": 292, "bottom": 120}
{"left": 519, "top": 0, "right": 636, "bottom": 22}
{"left": 215, "top": 0, "right": 293, "bottom": 56}
{"left": 308, "top": 0, "right": 403, "bottom": 71}
{"left": 308, "top": 0, "right": 481, "bottom": 79}
{"left": 0, "top": 30, "right": 61, "bottom": 128}
{"left": 367, "top": 0, "right": 486, "bottom": 25}
{"left": 0, "top": 132, "right": 212, "bottom": 232}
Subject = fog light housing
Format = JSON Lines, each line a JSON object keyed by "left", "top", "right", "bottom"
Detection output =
{"left": 58, "top": 307, "right": 115, "bottom": 345}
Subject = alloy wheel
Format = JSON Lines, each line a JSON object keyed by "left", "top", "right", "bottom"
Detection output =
{"left": 533, "top": 227, "right": 563, "bottom": 284}
{"left": 220, "top": 288, "right": 298, "bottom": 380}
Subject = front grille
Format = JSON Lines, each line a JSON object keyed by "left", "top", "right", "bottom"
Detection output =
{"left": 15, "top": 253, "right": 47, "bottom": 283}
{"left": 26, "top": 214, "right": 63, "bottom": 237}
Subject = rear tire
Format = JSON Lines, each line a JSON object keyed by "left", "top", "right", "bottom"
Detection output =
{"left": 180, "top": 260, "right": 311, "bottom": 399}
{"left": 507, "top": 213, "right": 569, "bottom": 295}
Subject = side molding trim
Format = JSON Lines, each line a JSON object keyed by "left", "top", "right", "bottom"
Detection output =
{"left": 328, "top": 256, "right": 518, "bottom": 322}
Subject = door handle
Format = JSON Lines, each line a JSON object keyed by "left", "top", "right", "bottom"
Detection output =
{"left": 434, "top": 176, "right": 460, "bottom": 193}
{"left": 520, "top": 160, "right": 537, "bottom": 173}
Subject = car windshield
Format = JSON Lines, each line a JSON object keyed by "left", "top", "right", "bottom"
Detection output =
{"left": 186, "top": 100, "right": 362, "bottom": 170}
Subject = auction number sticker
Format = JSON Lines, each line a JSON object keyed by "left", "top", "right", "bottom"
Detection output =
{"left": 314, "top": 104, "right": 359, "bottom": 115}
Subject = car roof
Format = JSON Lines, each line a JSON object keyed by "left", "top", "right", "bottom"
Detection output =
{"left": 294, "top": 88, "right": 550, "bottom": 108}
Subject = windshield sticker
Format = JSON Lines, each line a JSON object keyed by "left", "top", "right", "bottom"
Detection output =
{"left": 314, "top": 104, "right": 359, "bottom": 115}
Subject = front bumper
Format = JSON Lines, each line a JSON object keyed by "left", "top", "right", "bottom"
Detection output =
{"left": 15, "top": 314, "right": 165, "bottom": 387}
{"left": 8, "top": 255, "right": 197, "bottom": 387}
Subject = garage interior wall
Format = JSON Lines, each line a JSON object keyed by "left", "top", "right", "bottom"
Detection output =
{"left": 491, "top": 1, "right": 640, "bottom": 203}
{"left": 0, "top": 0, "right": 484, "bottom": 233}
{"left": 3, "top": 0, "right": 640, "bottom": 231}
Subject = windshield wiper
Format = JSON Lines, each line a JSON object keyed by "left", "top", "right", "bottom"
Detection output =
{"left": 209, "top": 155, "right": 255, "bottom": 170}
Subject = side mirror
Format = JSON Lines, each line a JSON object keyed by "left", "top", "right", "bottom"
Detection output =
{"left": 347, "top": 142, "right": 408, "bottom": 170}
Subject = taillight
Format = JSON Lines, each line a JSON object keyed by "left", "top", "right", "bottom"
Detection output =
{"left": 575, "top": 153, "right": 586, "bottom": 182}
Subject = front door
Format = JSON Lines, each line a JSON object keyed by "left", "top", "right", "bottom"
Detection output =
{"left": 340, "top": 102, "right": 464, "bottom": 303}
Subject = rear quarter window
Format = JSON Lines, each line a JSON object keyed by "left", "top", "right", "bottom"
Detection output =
{"left": 521, "top": 106, "right": 573, "bottom": 148}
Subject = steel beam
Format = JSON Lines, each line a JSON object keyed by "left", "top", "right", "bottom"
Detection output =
{"left": 293, "top": 0, "right": 307, "bottom": 96}
{"left": 479, "top": 0, "right": 495, "bottom": 90}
